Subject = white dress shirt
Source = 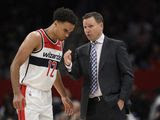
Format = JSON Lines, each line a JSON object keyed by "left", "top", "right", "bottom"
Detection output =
{"left": 65, "top": 33, "right": 105, "bottom": 98}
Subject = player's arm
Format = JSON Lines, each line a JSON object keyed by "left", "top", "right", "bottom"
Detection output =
{"left": 53, "top": 70, "right": 73, "bottom": 115}
{"left": 10, "top": 31, "right": 41, "bottom": 110}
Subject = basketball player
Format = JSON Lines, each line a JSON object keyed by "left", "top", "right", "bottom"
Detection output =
{"left": 10, "top": 7, "right": 77, "bottom": 120}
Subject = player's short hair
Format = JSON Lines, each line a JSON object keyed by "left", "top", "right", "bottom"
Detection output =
{"left": 53, "top": 7, "right": 77, "bottom": 25}
{"left": 82, "top": 12, "right": 103, "bottom": 23}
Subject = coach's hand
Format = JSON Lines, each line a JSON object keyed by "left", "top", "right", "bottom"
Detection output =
{"left": 13, "top": 92, "right": 26, "bottom": 110}
{"left": 64, "top": 50, "right": 72, "bottom": 66}
{"left": 61, "top": 96, "right": 73, "bottom": 116}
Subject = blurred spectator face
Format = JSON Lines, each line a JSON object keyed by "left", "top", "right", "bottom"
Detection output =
{"left": 83, "top": 17, "right": 103, "bottom": 41}
{"left": 54, "top": 21, "right": 75, "bottom": 41}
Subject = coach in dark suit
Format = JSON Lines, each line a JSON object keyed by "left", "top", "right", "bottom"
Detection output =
{"left": 64, "top": 12, "right": 133, "bottom": 120}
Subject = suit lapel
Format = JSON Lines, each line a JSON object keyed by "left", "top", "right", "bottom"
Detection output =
{"left": 83, "top": 43, "right": 90, "bottom": 57}
{"left": 99, "top": 36, "right": 110, "bottom": 71}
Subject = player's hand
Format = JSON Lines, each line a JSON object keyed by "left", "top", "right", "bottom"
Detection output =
{"left": 61, "top": 96, "right": 73, "bottom": 116}
{"left": 117, "top": 99, "right": 124, "bottom": 111}
{"left": 13, "top": 92, "right": 26, "bottom": 110}
{"left": 64, "top": 50, "right": 72, "bottom": 66}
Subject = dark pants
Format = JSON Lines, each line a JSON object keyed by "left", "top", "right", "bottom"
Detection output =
{"left": 86, "top": 97, "right": 126, "bottom": 120}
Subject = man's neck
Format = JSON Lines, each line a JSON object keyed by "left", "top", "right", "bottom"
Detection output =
{"left": 44, "top": 27, "right": 57, "bottom": 42}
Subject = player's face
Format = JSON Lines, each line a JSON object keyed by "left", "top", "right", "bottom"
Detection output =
{"left": 56, "top": 21, "right": 75, "bottom": 41}
{"left": 83, "top": 17, "right": 103, "bottom": 42}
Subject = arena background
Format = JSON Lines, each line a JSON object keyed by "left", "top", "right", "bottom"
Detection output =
{"left": 0, "top": 0, "right": 160, "bottom": 119}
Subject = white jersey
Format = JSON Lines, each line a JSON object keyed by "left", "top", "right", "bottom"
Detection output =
{"left": 19, "top": 29, "right": 63, "bottom": 91}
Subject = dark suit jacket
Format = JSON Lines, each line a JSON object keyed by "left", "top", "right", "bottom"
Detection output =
{"left": 68, "top": 36, "right": 134, "bottom": 119}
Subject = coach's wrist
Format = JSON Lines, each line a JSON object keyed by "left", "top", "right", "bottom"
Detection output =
{"left": 65, "top": 62, "right": 72, "bottom": 68}
{"left": 65, "top": 61, "right": 72, "bottom": 66}
{"left": 65, "top": 63, "right": 71, "bottom": 66}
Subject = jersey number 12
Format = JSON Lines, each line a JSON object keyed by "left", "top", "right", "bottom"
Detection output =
{"left": 46, "top": 60, "right": 57, "bottom": 77}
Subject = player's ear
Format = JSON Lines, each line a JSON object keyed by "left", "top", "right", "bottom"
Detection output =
{"left": 54, "top": 20, "right": 58, "bottom": 26}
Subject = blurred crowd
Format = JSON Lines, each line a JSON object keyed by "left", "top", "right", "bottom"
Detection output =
{"left": 1, "top": 0, "right": 160, "bottom": 120}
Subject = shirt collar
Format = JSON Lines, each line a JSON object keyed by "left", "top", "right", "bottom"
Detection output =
{"left": 91, "top": 33, "right": 104, "bottom": 44}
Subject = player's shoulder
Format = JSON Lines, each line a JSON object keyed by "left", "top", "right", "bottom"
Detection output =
{"left": 21, "top": 30, "right": 42, "bottom": 49}
{"left": 27, "top": 31, "right": 41, "bottom": 40}
{"left": 23, "top": 30, "right": 42, "bottom": 45}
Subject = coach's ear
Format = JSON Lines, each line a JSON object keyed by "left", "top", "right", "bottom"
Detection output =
{"left": 100, "top": 22, "right": 103, "bottom": 30}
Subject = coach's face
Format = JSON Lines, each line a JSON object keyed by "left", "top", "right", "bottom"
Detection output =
{"left": 83, "top": 17, "right": 103, "bottom": 42}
